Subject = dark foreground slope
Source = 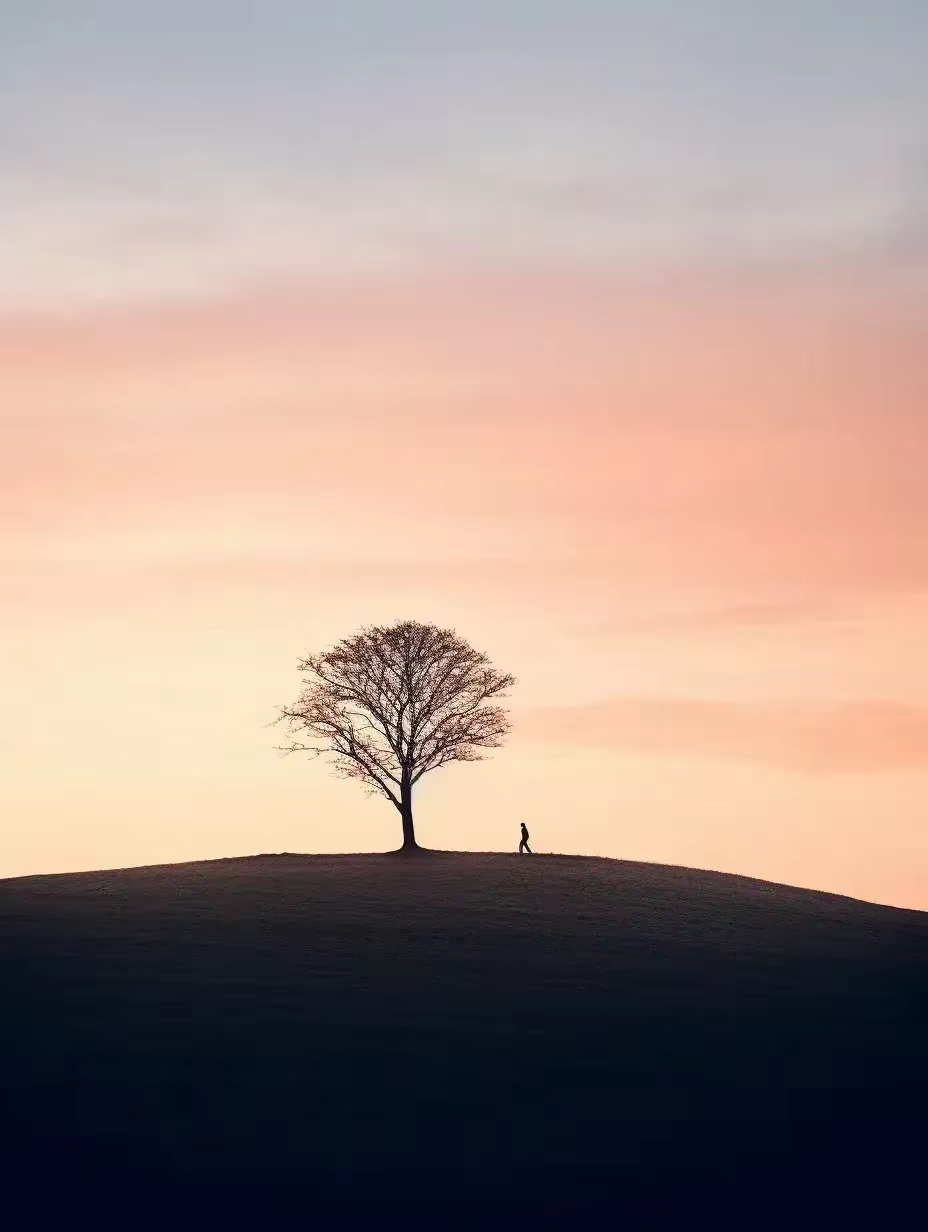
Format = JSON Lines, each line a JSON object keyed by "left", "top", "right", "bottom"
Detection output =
{"left": 1, "top": 852, "right": 925, "bottom": 1220}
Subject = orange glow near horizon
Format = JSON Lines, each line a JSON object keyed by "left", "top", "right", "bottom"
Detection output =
{"left": 3, "top": 264, "right": 927, "bottom": 909}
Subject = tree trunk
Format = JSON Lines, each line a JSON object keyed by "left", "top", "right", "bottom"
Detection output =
{"left": 399, "top": 774, "right": 418, "bottom": 851}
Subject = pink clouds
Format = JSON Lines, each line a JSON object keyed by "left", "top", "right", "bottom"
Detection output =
{"left": 517, "top": 698, "right": 928, "bottom": 774}
{"left": 4, "top": 269, "right": 926, "bottom": 620}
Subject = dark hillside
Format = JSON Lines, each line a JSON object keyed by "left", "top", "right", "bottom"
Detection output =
{"left": 1, "top": 853, "right": 924, "bottom": 1220}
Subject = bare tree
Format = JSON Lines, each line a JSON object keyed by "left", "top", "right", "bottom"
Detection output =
{"left": 275, "top": 620, "right": 515, "bottom": 852}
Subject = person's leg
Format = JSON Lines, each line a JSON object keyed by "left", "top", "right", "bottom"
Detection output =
{"left": 519, "top": 839, "right": 525, "bottom": 853}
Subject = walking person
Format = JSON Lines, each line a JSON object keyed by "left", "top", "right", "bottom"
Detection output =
{"left": 519, "top": 821, "right": 533, "bottom": 854}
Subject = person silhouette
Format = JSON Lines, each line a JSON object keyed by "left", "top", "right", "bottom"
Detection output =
{"left": 519, "top": 822, "right": 533, "bottom": 854}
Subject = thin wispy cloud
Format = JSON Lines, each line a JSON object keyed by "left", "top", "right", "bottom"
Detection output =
{"left": 517, "top": 698, "right": 928, "bottom": 774}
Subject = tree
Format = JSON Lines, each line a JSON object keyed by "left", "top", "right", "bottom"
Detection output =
{"left": 275, "top": 620, "right": 515, "bottom": 852}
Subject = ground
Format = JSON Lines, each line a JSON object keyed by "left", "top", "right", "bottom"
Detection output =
{"left": 1, "top": 851, "right": 925, "bottom": 1221}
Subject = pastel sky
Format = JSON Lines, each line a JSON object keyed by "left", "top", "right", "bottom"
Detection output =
{"left": 3, "top": 3, "right": 927, "bottom": 907}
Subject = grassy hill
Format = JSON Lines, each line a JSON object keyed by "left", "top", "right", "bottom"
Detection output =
{"left": 1, "top": 852, "right": 925, "bottom": 1220}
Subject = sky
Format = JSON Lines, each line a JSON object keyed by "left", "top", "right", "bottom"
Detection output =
{"left": 2, "top": 2, "right": 927, "bottom": 908}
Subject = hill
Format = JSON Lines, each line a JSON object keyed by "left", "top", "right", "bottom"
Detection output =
{"left": 1, "top": 852, "right": 925, "bottom": 1220}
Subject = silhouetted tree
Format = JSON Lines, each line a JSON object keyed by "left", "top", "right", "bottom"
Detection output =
{"left": 275, "top": 620, "right": 515, "bottom": 852}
